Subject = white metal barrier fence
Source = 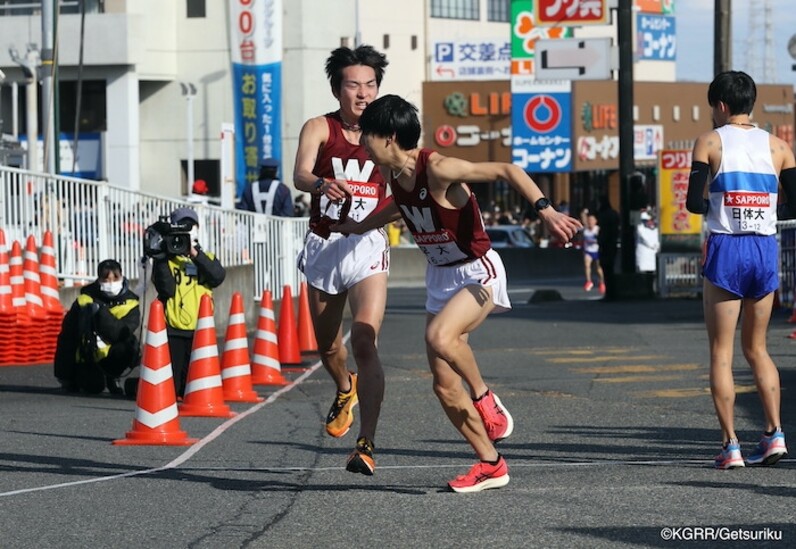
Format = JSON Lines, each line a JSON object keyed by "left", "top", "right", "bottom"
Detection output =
{"left": 7, "top": 165, "right": 796, "bottom": 303}
{"left": 657, "top": 253, "right": 703, "bottom": 299}
{"left": 0, "top": 166, "right": 306, "bottom": 299}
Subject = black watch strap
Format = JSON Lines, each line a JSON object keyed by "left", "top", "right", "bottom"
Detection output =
{"left": 534, "top": 197, "right": 552, "bottom": 212}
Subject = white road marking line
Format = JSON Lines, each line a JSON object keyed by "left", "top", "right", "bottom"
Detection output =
{"left": 175, "top": 458, "right": 711, "bottom": 473}
{"left": 0, "top": 336, "right": 335, "bottom": 498}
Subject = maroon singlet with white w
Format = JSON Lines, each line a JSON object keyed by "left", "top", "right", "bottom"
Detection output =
{"left": 310, "top": 112, "right": 387, "bottom": 235}
{"left": 390, "top": 148, "right": 491, "bottom": 266}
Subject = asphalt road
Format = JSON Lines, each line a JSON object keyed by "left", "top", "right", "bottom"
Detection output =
{"left": 1, "top": 279, "right": 795, "bottom": 548}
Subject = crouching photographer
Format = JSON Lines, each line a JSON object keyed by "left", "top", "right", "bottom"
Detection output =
{"left": 54, "top": 259, "right": 141, "bottom": 395}
{"left": 148, "top": 207, "right": 226, "bottom": 398}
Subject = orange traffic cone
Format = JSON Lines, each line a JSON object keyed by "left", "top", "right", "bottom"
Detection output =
{"left": 297, "top": 281, "right": 318, "bottom": 353}
{"left": 278, "top": 284, "right": 302, "bottom": 365}
{"left": 251, "top": 290, "right": 289, "bottom": 386}
{"left": 114, "top": 300, "right": 197, "bottom": 446}
{"left": 9, "top": 240, "right": 26, "bottom": 312}
{"left": 220, "top": 292, "right": 263, "bottom": 403}
{"left": 0, "top": 229, "right": 11, "bottom": 314}
{"left": 39, "top": 231, "right": 63, "bottom": 314}
{"left": 22, "top": 235, "right": 46, "bottom": 320}
{"left": 179, "top": 294, "right": 235, "bottom": 417}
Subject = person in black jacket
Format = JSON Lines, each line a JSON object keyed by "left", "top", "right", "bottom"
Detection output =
{"left": 596, "top": 194, "right": 620, "bottom": 300}
{"left": 151, "top": 207, "right": 226, "bottom": 397}
{"left": 54, "top": 259, "right": 141, "bottom": 395}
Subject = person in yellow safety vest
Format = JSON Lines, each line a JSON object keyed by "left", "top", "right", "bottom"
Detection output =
{"left": 54, "top": 259, "right": 141, "bottom": 395}
{"left": 151, "top": 207, "right": 226, "bottom": 398}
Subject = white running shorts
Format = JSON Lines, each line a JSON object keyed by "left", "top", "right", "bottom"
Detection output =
{"left": 425, "top": 248, "right": 510, "bottom": 315}
{"left": 297, "top": 229, "right": 390, "bottom": 295}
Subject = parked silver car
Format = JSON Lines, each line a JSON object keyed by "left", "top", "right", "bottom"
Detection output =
{"left": 485, "top": 225, "right": 535, "bottom": 248}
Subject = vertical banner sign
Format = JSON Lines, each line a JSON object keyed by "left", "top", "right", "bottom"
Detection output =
{"left": 511, "top": 1, "right": 574, "bottom": 173}
{"left": 229, "top": 0, "right": 282, "bottom": 198}
{"left": 636, "top": 14, "right": 676, "bottom": 61}
{"left": 658, "top": 149, "right": 702, "bottom": 251}
{"left": 511, "top": 81, "right": 572, "bottom": 173}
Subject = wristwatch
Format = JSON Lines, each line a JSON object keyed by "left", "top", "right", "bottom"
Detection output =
{"left": 534, "top": 197, "right": 552, "bottom": 212}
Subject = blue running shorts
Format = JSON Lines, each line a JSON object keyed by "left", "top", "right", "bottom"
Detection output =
{"left": 702, "top": 233, "right": 778, "bottom": 298}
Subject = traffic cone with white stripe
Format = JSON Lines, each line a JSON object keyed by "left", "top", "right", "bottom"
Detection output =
{"left": 39, "top": 230, "right": 63, "bottom": 314}
{"left": 114, "top": 300, "right": 197, "bottom": 446}
{"left": 220, "top": 292, "right": 263, "bottom": 402}
{"left": 9, "top": 240, "right": 25, "bottom": 313}
{"left": 178, "top": 294, "right": 235, "bottom": 417}
{"left": 0, "top": 229, "right": 11, "bottom": 315}
{"left": 297, "top": 281, "right": 317, "bottom": 353}
{"left": 277, "top": 284, "right": 302, "bottom": 365}
{"left": 251, "top": 289, "right": 289, "bottom": 386}
{"left": 0, "top": 229, "right": 15, "bottom": 365}
{"left": 22, "top": 235, "right": 46, "bottom": 320}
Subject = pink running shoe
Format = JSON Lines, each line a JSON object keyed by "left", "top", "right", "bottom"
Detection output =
{"left": 448, "top": 456, "right": 510, "bottom": 493}
{"left": 473, "top": 390, "right": 514, "bottom": 442}
{"left": 584, "top": 281, "right": 594, "bottom": 292}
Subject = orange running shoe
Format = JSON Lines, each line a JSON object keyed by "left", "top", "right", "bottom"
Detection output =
{"left": 325, "top": 373, "right": 358, "bottom": 438}
{"left": 346, "top": 436, "right": 375, "bottom": 475}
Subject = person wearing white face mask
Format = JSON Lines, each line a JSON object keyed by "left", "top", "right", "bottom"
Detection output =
{"left": 54, "top": 259, "right": 141, "bottom": 395}
{"left": 151, "top": 207, "right": 226, "bottom": 398}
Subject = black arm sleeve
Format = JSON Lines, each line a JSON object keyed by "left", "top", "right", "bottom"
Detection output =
{"left": 686, "top": 161, "right": 710, "bottom": 214}
{"left": 779, "top": 167, "right": 796, "bottom": 220}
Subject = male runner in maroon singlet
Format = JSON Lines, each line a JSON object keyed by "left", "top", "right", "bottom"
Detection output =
{"left": 293, "top": 45, "right": 390, "bottom": 476}
{"left": 333, "top": 95, "right": 582, "bottom": 492}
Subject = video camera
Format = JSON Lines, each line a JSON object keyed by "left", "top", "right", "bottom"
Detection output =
{"left": 143, "top": 216, "right": 193, "bottom": 258}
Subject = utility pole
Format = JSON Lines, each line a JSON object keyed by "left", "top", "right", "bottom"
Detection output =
{"left": 617, "top": 0, "right": 635, "bottom": 274}
{"left": 41, "top": 0, "right": 57, "bottom": 174}
{"left": 714, "top": 0, "right": 732, "bottom": 76}
{"left": 9, "top": 45, "right": 39, "bottom": 171}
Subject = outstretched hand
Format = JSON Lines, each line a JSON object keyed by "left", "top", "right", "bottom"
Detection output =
{"left": 541, "top": 210, "right": 583, "bottom": 244}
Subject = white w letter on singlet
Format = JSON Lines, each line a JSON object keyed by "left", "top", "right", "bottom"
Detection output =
{"left": 400, "top": 205, "right": 436, "bottom": 232}
{"left": 331, "top": 158, "right": 375, "bottom": 182}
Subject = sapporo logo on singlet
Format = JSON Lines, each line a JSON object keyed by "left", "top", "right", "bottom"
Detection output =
{"left": 399, "top": 204, "right": 467, "bottom": 265}
{"left": 322, "top": 158, "right": 380, "bottom": 222}
{"left": 723, "top": 191, "right": 769, "bottom": 231}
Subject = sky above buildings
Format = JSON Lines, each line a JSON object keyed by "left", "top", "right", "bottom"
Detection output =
{"left": 675, "top": 0, "right": 796, "bottom": 87}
